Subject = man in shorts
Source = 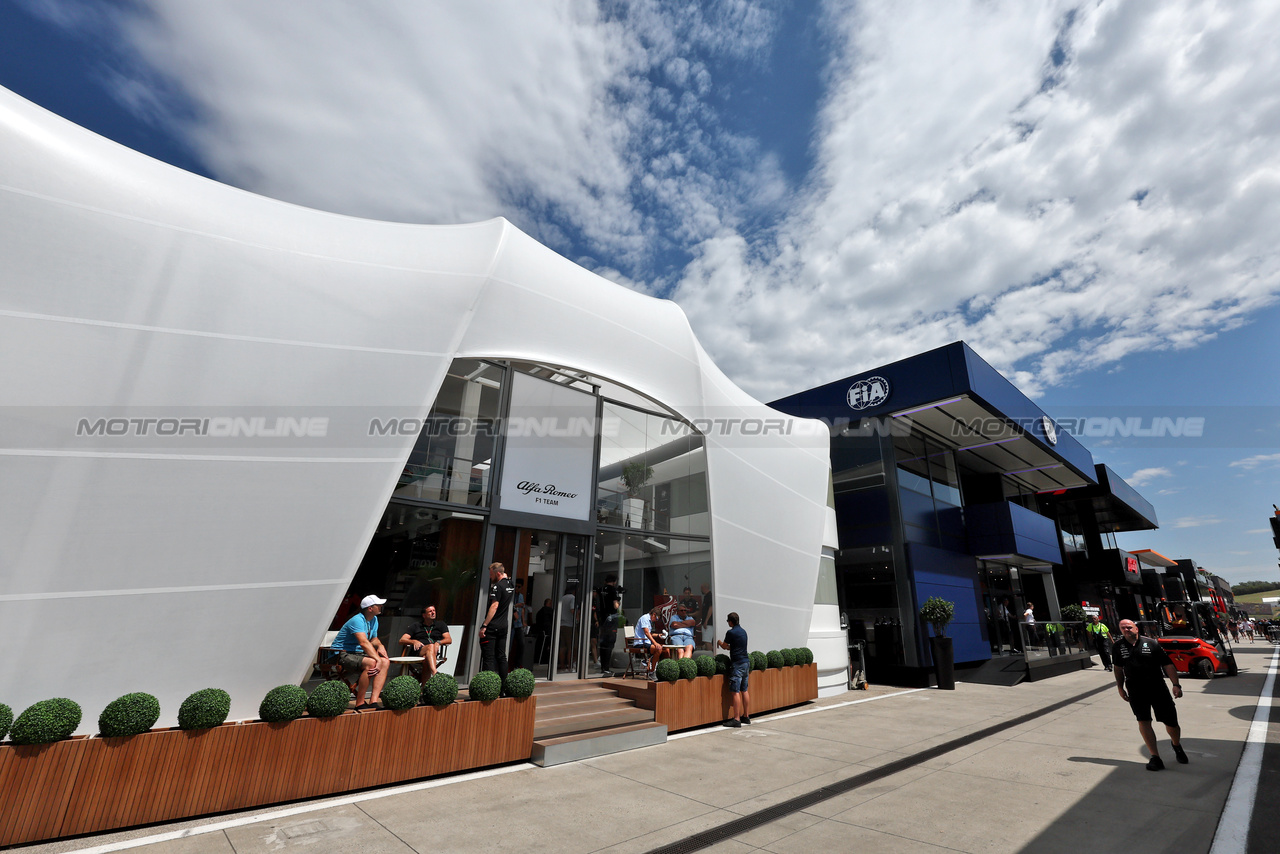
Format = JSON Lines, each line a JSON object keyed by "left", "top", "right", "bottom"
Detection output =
{"left": 1112, "top": 619, "right": 1187, "bottom": 770}
{"left": 330, "top": 594, "right": 391, "bottom": 710}
{"left": 718, "top": 612, "right": 750, "bottom": 727}
{"left": 632, "top": 606, "right": 663, "bottom": 680}
{"left": 399, "top": 604, "right": 452, "bottom": 683}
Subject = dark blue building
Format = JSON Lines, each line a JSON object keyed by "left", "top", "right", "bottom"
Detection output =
{"left": 772, "top": 342, "right": 1157, "bottom": 685}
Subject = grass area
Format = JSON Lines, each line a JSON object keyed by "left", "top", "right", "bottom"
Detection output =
{"left": 1235, "top": 588, "right": 1280, "bottom": 604}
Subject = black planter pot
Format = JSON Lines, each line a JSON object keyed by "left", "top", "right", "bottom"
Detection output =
{"left": 930, "top": 636, "right": 955, "bottom": 690}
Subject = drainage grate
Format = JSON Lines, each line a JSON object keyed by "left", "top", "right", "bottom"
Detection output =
{"left": 644, "top": 683, "right": 1112, "bottom": 854}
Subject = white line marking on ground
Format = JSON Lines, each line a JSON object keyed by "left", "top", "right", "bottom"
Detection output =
{"left": 1209, "top": 646, "right": 1279, "bottom": 854}
{"left": 59, "top": 687, "right": 927, "bottom": 852}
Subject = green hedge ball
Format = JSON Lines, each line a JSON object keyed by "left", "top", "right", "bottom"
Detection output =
{"left": 10, "top": 698, "right": 82, "bottom": 745}
{"left": 381, "top": 675, "right": 422, "bottom": 711}
{"left": 503, "top": 668, "right": 536, "bottom": 699}
{"left": 780, "top": 648, "right": 797, "bottom": 667}
{"left": 677, "top": 658, "right": 698, "bottom": 681}
{"left": 714, "top": 654, "right": 731, "bottom": 675}
{"left": 99, "top": 692, "right": 161, "bottom": 738}
{"left": 424, "top": 673, "right": 459, "bottom": 707}
{"left": 259, "top": 685, "right": 307, "bottom": 723}
{"left": 695, "top": 655, "right": 717, "bottom": 677}
{"left": 749, "top": 651, "right": 767, "bottom": 672}
{"left": 799, "top": 647, "right": 814, "bottom": 665}
{"left": 766, "top": 650, "right": 784, "bottom": 670}
{"left": 306, "top": 680, "right": 352, "bottom": 718}
{"left": 177, "top": 688, "right": 231, "bottom": 731}
{"left": 654, "top": 658, "right": 680, "bottom": 683}
{"left": 468, "top": 671, "right": 503, "bottom": 702}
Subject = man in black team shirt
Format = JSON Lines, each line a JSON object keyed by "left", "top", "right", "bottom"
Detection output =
{"left": 480, "top": 562, "right": 515, "bottom": 679}
{"left": 1113, "top": 619, "right": 1188, "bottom": 770}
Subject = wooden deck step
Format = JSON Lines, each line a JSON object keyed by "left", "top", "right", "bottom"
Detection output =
{"left": 534, "top": 706, "right": 654, "bottom": 740}
{"left": 532, "top": 721, "right": 667, "bottom": 767}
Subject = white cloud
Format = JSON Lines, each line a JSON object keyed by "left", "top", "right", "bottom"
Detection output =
{"left": 1128, "top": 467, "right": 1172, "bottom": 487}
{"left": 1229, "top": 453, "right": 1280, "bottom": 470}
{"left": 1173, "top": 515, "right": 1223, "bottom": 528}
{"left": 37, "top": 0, "right": 1280, "bottom": 402}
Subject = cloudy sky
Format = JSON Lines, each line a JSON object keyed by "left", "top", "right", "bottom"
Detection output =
{"left": 3, "top": 0, "right": 1279, "bottom": 586}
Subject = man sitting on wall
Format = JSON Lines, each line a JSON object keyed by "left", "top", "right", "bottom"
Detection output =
{"left": 632, "top": 606, "right": 664, "bottom": 680}
{"left": 330, "top": 594, "right": 391, "bottom": 710}
{"left": 399, "top": 604, "right": 452, "bottom": 683}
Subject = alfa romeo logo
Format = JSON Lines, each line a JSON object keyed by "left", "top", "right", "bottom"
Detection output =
{"left": 847, "top": 376, "right": 890, "bottom": 411}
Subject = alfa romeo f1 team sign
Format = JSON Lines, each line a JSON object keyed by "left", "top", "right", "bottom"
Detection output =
{"left": 847, "top": 376, "right": 890, "bottom": 411}
{"left": 498, "top": 372, "right": 596, "bottom": 521}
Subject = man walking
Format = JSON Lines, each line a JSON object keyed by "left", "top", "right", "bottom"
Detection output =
{"left": 480, "top": 562, "right": 515, "bottom": 679}
{"left": 1087, "top": 614, "right": 1113, "bottom": 671}
{"left": 1112, "top": 619, "right": 1188, "bottom": 770}
{"left": 717, "top": 612, "right": 751, "bottom": 727}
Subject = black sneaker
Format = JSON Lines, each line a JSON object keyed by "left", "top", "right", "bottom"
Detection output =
{"left": 1147, "top": 755, "right": 1164, "bottom": 771}
{"left": 601, "top": 671, "right": 614, "bottom": 678}
{"left": 722, "top": 718, "right": 741, "bottom": 728}
{"left": 740, "top": 715, "right": 752, "bottom": 725}
{"left": 1173, "top": 745, "right": 1188, "bottom": 764}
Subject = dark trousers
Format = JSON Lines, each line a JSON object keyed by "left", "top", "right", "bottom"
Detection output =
{"left": 1095, "top": 635, "right": 1112, "bottom": 669}
{"left": 509, "top": 627, "right": 525, "bottom": 669}
{"left": 480, "top": 626, "right": 508, "bottom": 679}
{"left": 599, "top": 617, "right": 617, "bottom": 672}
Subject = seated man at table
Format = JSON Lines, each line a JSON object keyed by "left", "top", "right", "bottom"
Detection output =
{"left": 399, "top": 604, "right": 452, "bottom": 683}
{"left": 330, "top": 594, "right": 391, "bottom": 710}
{"left": 667, "top": 603, "right": 697, "bottom": 659}
{"left": 631, "top": 606, "right": 664, "bottom": 679}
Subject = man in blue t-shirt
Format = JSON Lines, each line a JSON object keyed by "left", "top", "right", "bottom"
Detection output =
{"left": 717, "top": 612, "right": 751, "bottom": 727}
{"left": 330, "top": 594, "right": 391, "bottom": 710}
{"left": 632, "top": 607, "right": 663, "bottom": 680}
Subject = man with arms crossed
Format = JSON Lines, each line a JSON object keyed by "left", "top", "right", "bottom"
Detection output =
{"left": 1113, "top": 619, "right": 1188, "bottom": 770}
{"left": 718, "top": 612, "right": 750, "bottom": 727}
{"left": 331, "top": 594, "right": 391, "bottom": 710}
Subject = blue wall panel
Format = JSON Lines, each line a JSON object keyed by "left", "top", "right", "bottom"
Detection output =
{"left": 906, "top": 541, "right": 989, "bottom": 665}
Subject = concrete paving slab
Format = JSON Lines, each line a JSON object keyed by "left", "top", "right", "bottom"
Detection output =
{"left": 760, "top": 819, "right": 960, "bottom": 853}
{"left": 589, "top": 809, "right": 736, "bottom": 854}
{"left": 221, "top": 805, "right": 415, "bottom": 854}
{"left": 129, "top": 836, "right": 237, "bottom": 854}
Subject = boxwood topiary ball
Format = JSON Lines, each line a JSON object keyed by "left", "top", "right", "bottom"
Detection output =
{"left": 766, "top": 650, "right": 784, "bottom": 669}
{"left": 677, "top": 658, "right": 698, "bottom": 681}
{"left": 98, "top": 692, "right": 161, "bottom": 737}
{"left": 10, "top": 698, "right": 82, "bottom": 745}
{"left": 0, "top": 703, "right": 12, "bottom": 742}
{"left": 381, "top": 675, "right": 422, "bottom": 711}
{"left": 503, "top": 668, "right": 535, "bottom": 698}
{"left": 468, "top": 671, "right": 502, "bottom": 702}
{"left": 425, "top": 673, "right": 459, "bottom": 707}
{"left": 177, "top": 688, "right": 231, "bottom": 731}
{"left": 259, "top": 685, "right": 307, "bottom": 722}
{"left": 655, "top": 658, "right": 680, "bottom": 683}
{"left": 714, "top": 654, "right": 731, "bottom": 675}
{"left": 307, "top": 679, "right": 352, "bottom": 718}
{"left": 799, "top": 647, "right": 814, "bottom": 665}
{"left": 695, "top": 655, "right": 717, "bottom": 677}
{"left": 780, "top": 648, "right": 797, "bottom": 667}
{"left": 749, "top": 651, "right": 767, "bottom": 672}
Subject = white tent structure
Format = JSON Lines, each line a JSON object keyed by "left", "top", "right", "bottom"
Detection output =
{"left": 0, "top": 87, "right": 844, "bottom": 731}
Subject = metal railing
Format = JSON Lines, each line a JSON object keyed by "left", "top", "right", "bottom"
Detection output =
{"left": 1016, "top": 621, "right": 1093, "bottom": 663}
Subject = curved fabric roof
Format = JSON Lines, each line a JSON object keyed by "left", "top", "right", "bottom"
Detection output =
{"left": 0, "top": 87, "right": 832, "bottom": 729}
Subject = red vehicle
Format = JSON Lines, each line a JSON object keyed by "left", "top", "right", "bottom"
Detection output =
{"left": 1141, "top": 601, "right": 1237, "bottom": 678}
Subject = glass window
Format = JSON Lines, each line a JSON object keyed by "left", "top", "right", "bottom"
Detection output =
{"left": 596, "top": 401, "right": 708, "bottom": 536}
{"left": 815, "top": 553, "right": 839, "bottom": 605}
{"left": 893, "top": 435, "right": 932, "bottom": 498}
{"left": 831, "top": 431, "right": 885, "bottom": 493}
{"left": 594, "top": 530, "right": 715, "bottom": 651}
{"left": 926, "top": 446, "right": 962, "bottom": 506}
{"left": 393, "top": 359, "right": 504, "bottom": 507}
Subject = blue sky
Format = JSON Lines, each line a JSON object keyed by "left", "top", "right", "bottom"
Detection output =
{"left": 3, "top": 0, "right": 1278, "bottom": 586}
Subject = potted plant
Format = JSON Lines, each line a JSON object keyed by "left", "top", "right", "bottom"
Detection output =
{"left": 920, "top": 597, "right": 956, "bottom": 690}
{"left": 620, "top": 461, "right": 653, "bottom": 528}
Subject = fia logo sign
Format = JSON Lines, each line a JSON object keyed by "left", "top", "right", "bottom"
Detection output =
{"left": 847, "top": 376, "right": 890, "bottom": 411}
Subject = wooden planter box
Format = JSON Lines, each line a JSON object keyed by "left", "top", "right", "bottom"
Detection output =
{"left": 0, "top": 697, "right": 535, "bottom": 847}
{"left": 613, "top": 663, "right": 817, "bottom": 733}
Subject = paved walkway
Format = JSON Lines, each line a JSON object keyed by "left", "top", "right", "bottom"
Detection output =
{"left": 26, "top": 644, "right": 1279, "bottom": 854}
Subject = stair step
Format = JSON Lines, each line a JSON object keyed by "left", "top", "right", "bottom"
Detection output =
{"left": 534, "top": 688, "right": 622, "bottom": 708}
{"left": 532, "top": 721, "right": 667, "bottom": 767}
{"left": 533, "top": 707, "right": 655, "bottom": 739}
{"left": 535, "top": 693, "right": 631, "bottom": 713}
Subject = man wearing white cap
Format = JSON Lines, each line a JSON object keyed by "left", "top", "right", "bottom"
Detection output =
{"left": 330, "top": 594, "right": 391, "bottom": 710}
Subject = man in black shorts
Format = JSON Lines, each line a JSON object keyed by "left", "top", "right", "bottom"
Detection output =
{"left": 1112, "top": 619, "right": 1187, "bottom": 770}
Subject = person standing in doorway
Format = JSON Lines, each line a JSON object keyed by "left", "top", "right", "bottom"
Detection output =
{"left": 559, "top": 584, "right": 578, "bottom": 672}
{"left": 480, "top": 562, "right": 514, "bottom": 679}
{"left": 1004, "top": 597, "right": 1021, "bottom": 653}
{"left": 718, "top": 612, "right": 751, "bottom": 727}
{"left": 1112, "top": 619, "right": 1187, "bottom": 770}
{"left": 509, "top": 578, "right": 527, "bottom": 670}
{"left": 598, "top": 574, "right": 621, "bottom": 677}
